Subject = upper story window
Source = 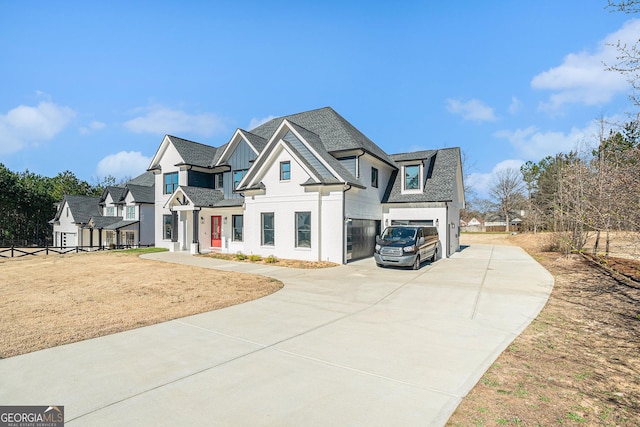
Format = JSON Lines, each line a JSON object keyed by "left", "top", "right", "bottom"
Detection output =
{"left": 126, "top": 206, "right": 135, "bottom": 220}
{"left": 106, "top": 207, "right": 115, "bottom": 216}
{"left": 164, "top": 172, "right": 179, "bottom": 194}
{"left": 233, "top": 169, "right": 247, "bottom": 190}
{"left": 371, "top": 167, "right": 379, "bottom": 188}
{"left": 214, "top": 173, "right": 224, "bottom": 189}
{"left": 404, "top": 165, "right": 420, "bottom": 191}
{"left": 280, "top": 161, "right": 291, "bottom": 181}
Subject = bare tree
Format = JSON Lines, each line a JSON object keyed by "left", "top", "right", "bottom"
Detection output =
{"left": 607, "top": 1, "right": 640, "bottom": 110}
{"left": 489, "top": 168, "right": 525, "bottom": 233}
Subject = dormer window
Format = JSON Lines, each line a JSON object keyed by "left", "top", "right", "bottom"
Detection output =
{"left": 107, "top": 207, "right": 115, "bottom": 216}
{"left": 404, "top": 165, "right": 420, "bottom": 191}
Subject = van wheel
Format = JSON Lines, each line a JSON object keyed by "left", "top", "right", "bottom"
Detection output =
{"left": 376, "top": 263, "right": 384, "bottom": 268}
{"left": 431, "top": 249, "right": 437, "bottom": 262}
{"left": 413, "top": 255, "right": 420, "bottom": 270}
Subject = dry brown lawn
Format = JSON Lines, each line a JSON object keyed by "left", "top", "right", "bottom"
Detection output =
{"left": 448, "top": 232, "right": 640, "bottom": 426}
{"left": 0, "top": 250, "right": 282, "bottom": 358}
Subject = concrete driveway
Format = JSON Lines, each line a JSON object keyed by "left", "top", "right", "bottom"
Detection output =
{"left": 0, "top": 244, "right": 553, "bottom": 426}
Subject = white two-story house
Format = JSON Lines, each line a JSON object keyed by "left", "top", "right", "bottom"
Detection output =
{"left": 147, "top": 107, "right": 465, "bottom": 263}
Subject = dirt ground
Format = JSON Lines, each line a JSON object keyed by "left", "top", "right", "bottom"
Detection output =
{"left": 448, "top": 233, "right": 640, "bottom": 426}
{"left": 0, "top": 250, "right": 282, "bottom": 358}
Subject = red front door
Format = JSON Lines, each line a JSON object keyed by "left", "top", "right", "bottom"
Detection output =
{"left": 211, "top": 216, "right": 222, "bottom": 248}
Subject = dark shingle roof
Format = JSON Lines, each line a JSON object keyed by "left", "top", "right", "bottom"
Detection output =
{"left": 383, "top": 148, "right": 461, "bottom": 203}
{"left": 87, "top": 216, "right": 123, "bottom": 228}
{"left": 168, "top": 135, "right": 218, "bottom": 168}
{"left": 103, "top": 186, "right": 126, "bottom": 205}
{"left": 249, "top": 107, "right": 396, "bottom": 167}
{"left": 54, "top": 195, "right": 101, "bottom": 224}
{"left": 180, "top": 186, "right": 225, "bottom": 207}
{"left": 124, "top": 184, "right": 155, "bottom": 204}
{"left": 127, "top": 171, "right": 155, "bottom": 186}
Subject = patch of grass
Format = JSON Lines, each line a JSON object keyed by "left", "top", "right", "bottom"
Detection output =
{"left": 574, "top": 372, "right": 591, "bottom": 380}
{"left": 567, "top": 412, "right": 585, "bottom": 422}
{"left": 482, "top": 377, "right": 499, "bottom": 387}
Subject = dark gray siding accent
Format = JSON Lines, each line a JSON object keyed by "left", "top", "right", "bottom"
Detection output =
{"left": 139, "top": 204, "right": 155, "bottom": 245}
{"left": 226, "top": 139, "right": 257, "bottom": 199}
{"left": 283, "top": 131, "right": 333, "bottom": 179}
{"left": 337, "top": 156, "right": 357, "bottom": 177}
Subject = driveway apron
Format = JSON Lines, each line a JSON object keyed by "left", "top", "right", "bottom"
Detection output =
{"left": 0, "top": 244, "right": 553, "bottom": 426}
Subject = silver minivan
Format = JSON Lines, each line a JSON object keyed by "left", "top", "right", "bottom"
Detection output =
{"left": 374, "top": 225, "right": 439, "bottom": 269}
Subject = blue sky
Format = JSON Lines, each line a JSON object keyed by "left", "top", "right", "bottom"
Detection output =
{"left": 1, "top": 1, "right": 637, "bottom": 198}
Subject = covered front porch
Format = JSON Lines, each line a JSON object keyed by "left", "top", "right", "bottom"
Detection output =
{"left": 165, "top": 187, "right": 244, "bottom": 255}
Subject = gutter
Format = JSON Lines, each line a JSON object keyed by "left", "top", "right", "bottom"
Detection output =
{"left": 342, "top": 183, "right": 352, "bottom": 264}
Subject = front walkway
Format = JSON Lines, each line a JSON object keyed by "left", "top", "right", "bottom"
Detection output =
{"left": 0, "top": 244, "right": 553, "bottom": 426}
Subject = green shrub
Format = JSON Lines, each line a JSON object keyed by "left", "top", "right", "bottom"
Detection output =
{"left": 235, "top": 252, "right": 247, "bottom": 261}
{"left": 265, "top": 255, "right": 278, "bottom": 264}
{"left": 249, "top": 254, "right": 262, "bottom": 262}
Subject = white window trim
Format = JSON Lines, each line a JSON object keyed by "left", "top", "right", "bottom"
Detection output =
{"left": 401, "top": 163, "right": 423, "bottom": 194}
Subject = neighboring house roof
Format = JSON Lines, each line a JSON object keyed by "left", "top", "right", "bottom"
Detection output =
{"left": 127, "top": 171, "right": 155, "bottom": 187}
{"left": 52, "top": 195, "right": 101, "bottom": 224}
{"left": 101, "top": 186, "right": 126, "bottom": 205}
{"left": 87, "top": 216, "right": 123, "bottom": 229}
{"left": 123, "top": 184, "right": 155, "bottom": 204}
{"left": 168, "top": 135, "right": 219, "bottom": 168}
{"left": 383, "top": 147, "right": 461, "bottom": 203}
{"left": 249, "top": 106, "right": 396, "bottom": 168}
{"left": 103, "top": 219, "right": 139, "bottom": 230}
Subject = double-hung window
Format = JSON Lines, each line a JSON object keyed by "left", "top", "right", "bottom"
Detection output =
{"left": 106, "top": 207, "right": 115, "bottom": 216}
{"left": 163, "top": 214, "right": 173, "bottom": 240}
{"left": 214, "top": 173, "right": 224, "bottom": 189}
{"left": 261, "top": 213, "right": 274, "bottom": 246}
{"left": 232, "top": 215, "right": 243, "bottom": 242}
{"left": 164, "top": 172, "right": 179, "bottom": 194}
{"left": 404, "top": 165, "right": 420, "bottom": 190}
{"left": 126, "top": 206, "right": 135, "bottom": 220}
{"left": 280, "top": 161, "right": 291, "bottom": 181}
{"left": 295, "top": 212, "right": 311, "bottom": 248}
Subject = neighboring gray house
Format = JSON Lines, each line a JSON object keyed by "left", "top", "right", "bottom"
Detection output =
{"left": 51, "top": 172, "right": 155, "bottom": 248}
{"left": 50, "top": 195, "right": 101, "bottom": 247}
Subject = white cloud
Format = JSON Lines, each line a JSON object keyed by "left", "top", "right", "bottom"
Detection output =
{"left": 0, "top": 101, "right": 75, "bottom": 154}
{"left": 467, "top": 159, "right": 525, "bottom": 198}
{"left": 494, "top": 119, "right": 611, "bottom": 160}
{"left": 79, "top": 120, "right": 106, "bottom": 135}
{"left": 124, "top": 105, "right": 227, "bottom": 137}
{"left": 96, "top": 151, "right": 151, "bottom": 180}
{"left": 531, "top": 19, "right": 639, "bottom": 111}
{"left": 508, "top": 96, "right": 522, "bottom": 114}
{"left": 445, "top": 98, "right": 498, "bottom": 122}
{"left": 248, "top": 115, "right": 276, "bottom": 130}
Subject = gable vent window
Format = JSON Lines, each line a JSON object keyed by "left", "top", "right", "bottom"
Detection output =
{"left": 404, "top": 165, "right": 420, "bottom": 190}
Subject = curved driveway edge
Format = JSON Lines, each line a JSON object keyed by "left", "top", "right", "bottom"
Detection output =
{"left": 0, "top": 244, "right": 553, "bottom": 426}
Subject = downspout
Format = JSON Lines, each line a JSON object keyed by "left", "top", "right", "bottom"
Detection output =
{"left": 355, "top": 150, "right": 365, "bottom": 179}
{"left": 342, "top": 184, "right": 352, "bottom": 264}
